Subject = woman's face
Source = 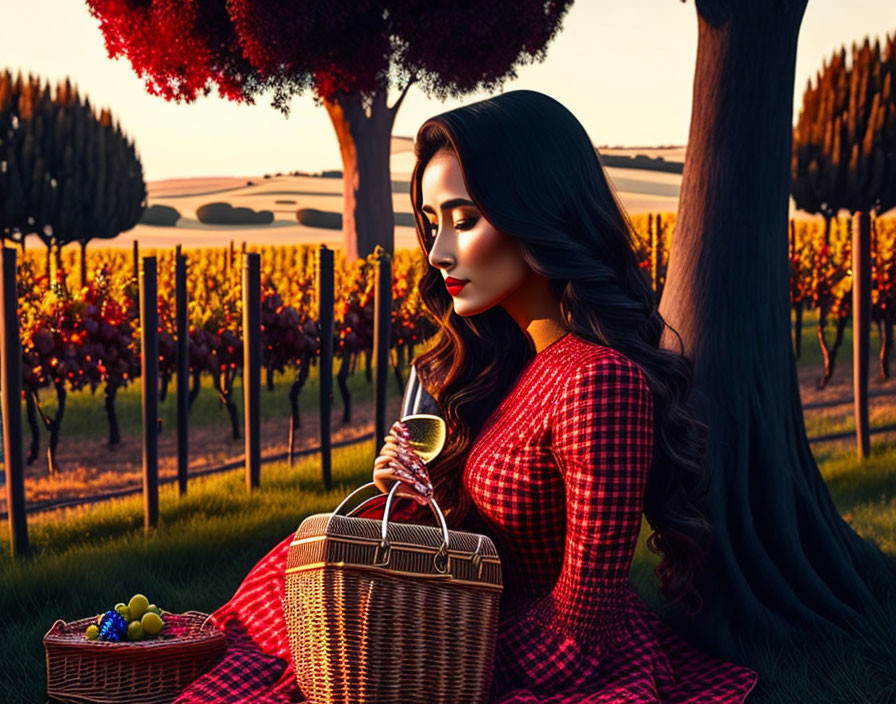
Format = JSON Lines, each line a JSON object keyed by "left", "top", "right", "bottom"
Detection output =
{"left": 420, "top": 150, "right": 532, "bottom": 317}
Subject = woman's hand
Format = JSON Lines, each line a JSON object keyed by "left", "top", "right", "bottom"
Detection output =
{"left": 372, "top": 420, "right": 434, "bottom": 506}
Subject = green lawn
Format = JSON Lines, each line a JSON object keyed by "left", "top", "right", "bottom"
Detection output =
{"left": 14, "top": 305, "right": 886, "bottom": 446}
{"left": 24, "top": 351, "right": 389, "bottom": 441}
{"left": 790, "top": 306, "right": 887, "bottom": 370}
{"left": 1, "top": 435, "right": 895, "bottom": 703}
{"left": 22, "top": 305, "right": 887, "bottom": 440}
{"left": 2, "top": 314, "right": 896, "bottom": 702}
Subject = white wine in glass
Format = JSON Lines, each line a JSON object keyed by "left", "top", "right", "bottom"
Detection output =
{"left": 399, "top": 413, "right": 447, "bottom": 464}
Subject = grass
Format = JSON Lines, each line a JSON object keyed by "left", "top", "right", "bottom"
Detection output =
{"left": 630, "top": 440, "right": 896, "bottom": 703}
{"left": 0, "top": 443, "right": 380, "bottom": 704}
{"left": 22, "top": 352, "right": 385, "bottom": 442}
{"left": 10, "top": 305, "right": 886, "bottom": 449}
{"left": 791, "top": 306, "right": 887, "bottom": 370}
{"left": 17, "top": 303, "right": 887, "bottom": 443}
{"left": 0, "top": 436, "right": 894, "bottom": 702}
{"left": 2, "top": 313, "right": 895, "bottom": 702}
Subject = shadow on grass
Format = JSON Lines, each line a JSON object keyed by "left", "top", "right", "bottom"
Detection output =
{"left": 4, "top": 436, "right": 896, "bottom": 703}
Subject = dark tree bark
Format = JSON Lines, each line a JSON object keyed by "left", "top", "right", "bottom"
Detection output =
{"left": 816, "top": 305, "right": 849, "bottom": 388}
{"left": 323, "top": 79, "right": 412, "bottom": 261}
{"left": 287, "top": 352, "right": 312, "bottom": 469}
{"left": 879, "top": 314, "right": 893, "bottom": 380}
{"left": 104, "top": 382, "right": 121, "bottom": 447}
{"left": 336, "top": 351, "right": 351, "bottom": 424}
{"left": 212, "top": 368, "right": 240, "bottom": 441}
{"left": 29, "top": 383, "right": 66, "bottom": 474}
{"left": 188, "top": 368, "right": 202, "bottom": 410}
{"left": 25, "top": 389, "right": 39, "bottom": 464}
{"left": 80, "top": 240, "right": 88, "bottom": 289}
{"left": 363, "top": 347, "right": 372, "bottom": 384}
{"left": 655, "top": 0, "right": 896, "bottom": 672}
{"left": 159, "top": 372, "right": 172, "bottom": 403}
{"left": 392, "top": 346, "right": 406, "bottom": 397}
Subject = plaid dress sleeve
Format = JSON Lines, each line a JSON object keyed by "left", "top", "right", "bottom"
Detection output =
{"left": 493, "top": 354, "right": 654, "bottom": 695}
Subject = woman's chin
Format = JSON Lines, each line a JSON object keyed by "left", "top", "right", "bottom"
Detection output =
{"left": 453, "top": 301, "right": 492, "bottom": 318}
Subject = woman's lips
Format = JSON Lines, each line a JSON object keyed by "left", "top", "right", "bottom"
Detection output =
{"left": 445, "top": 277, "right": 468, "bottom": 295}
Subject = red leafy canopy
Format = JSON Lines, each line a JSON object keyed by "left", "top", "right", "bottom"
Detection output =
{"left": 386, "top": 0, "right": 574, "bottom": 101}
{"left": 86, "top": 0, "right": 259, "bottom": 103}
{"left": 86, "top": 0, "right": 574, "bottom": 109}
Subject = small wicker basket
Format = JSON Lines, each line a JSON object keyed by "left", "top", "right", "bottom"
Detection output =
{"left": 284, "top": 481, "right": 503, "bottom": 704}
{"left": 43, "top": 610, "right": 226, "bottom": 704}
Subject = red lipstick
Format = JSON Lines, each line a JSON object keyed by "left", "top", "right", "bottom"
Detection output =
{"left": 445, "top": 276, "right": 468, "bottom": 296}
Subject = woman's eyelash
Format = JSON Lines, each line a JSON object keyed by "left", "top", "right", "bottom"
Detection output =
{"left": 426, "top": 218, "right": 479, "bottom": 241}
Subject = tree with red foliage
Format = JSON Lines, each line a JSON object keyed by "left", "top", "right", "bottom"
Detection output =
{"left": 85, "top": 0, "right": 573, "bottom": 261}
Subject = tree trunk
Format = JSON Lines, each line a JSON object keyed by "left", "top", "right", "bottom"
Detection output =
{"left": 80, "top": 240, "right": 88, "bottom": 289}
{"left": 188, "top": 368, "right": 202, "bottom": 410}
{"left": 54, "top": 241, "right": 64, "bottom": 286}
{"left": 287, "top": 352, "right": 311, "bottom": 469}
{"left": 880, "top": 312, "right": 893, "bottom": 380}
{"left": 655, "top": 0, "right": 896, "bottom": 672}
{"left": 46, "top": 381, "right": 66, "bottom": 474}
{"left": 816, "top": 298, "right": 833, "bottom": 386}
{"left": 213, "top": 370, "right": 240, "bottom": 441}
{"left": 336, "top": 351, "right": 351, "bottom": 424}
{"left": 392, "top": 346, "right": 405, "bottom": 397}
{"left": 25, "top": 388, "right": 39, "bottom": 465}
{"left": 323, "top": 80, "right": 414, "bottom": 263}
{"left": 104, "top": 382, "right": 120, "bottom": 447}
{"left": 159, "top": 373, "right": 168, "bottom": 403}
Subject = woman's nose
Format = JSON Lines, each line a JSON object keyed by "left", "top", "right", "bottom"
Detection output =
{"left": 428, "top": 239, "right": 454, "bottom": 271}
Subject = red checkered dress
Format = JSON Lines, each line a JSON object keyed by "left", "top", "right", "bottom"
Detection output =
{"left": 173, "top": 332, "right": 759, "bottom": 703}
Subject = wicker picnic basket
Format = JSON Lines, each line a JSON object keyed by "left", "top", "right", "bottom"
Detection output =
{"left": 284, "top": 481, "right": 503, "bottom": 704}
{"left": 43, "top": 610, "right": 226, "bottom": 704}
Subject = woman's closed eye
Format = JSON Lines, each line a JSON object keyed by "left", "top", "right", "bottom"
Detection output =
{"left": 426, "top": 217, "right": 478, "bottom": 236}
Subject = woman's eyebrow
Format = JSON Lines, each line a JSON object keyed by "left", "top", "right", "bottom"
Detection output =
{"left": 421, "top": 198, "right": 476, "bottom": 215}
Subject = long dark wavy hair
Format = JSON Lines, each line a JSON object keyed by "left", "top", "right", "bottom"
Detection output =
{"left": 407, "top": 89, "right": 712, "bottom": 616}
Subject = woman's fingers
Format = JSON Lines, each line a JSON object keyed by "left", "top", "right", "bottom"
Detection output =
{"left": 371, "top": 422, "right": 434, "bottom": 505}
{"left": 372, "top": 460, "right": 432, "bottom": 499}
{"left": 376, "top": 445, "right": 427, "bottom": 478}
{"left": 391, "top": 420, "right": 410, "bottom": 442}
{"left": 385, "top": 460, "right": 432, "bottom": 496}
{"left": 376, "top": 436, "right": 430, "bottom": 483}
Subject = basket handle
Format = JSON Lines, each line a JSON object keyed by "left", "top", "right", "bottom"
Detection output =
{"left": 333, "top": 481, "right": 451, "bottom": 572}
{"left": 176, "top": 610, "right": 215, "bottom": 631}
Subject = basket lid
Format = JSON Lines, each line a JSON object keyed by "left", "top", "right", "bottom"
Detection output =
{"left": 287, "top": 512, "right": 503, "bottom": 590}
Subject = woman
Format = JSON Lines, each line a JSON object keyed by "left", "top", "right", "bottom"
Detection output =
{"left": 173, "top": 89, "right": 759, "bottom": 703}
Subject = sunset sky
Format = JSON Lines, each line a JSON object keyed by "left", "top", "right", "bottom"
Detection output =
{"left": 2, "top": 0, "right": 894, "bottom": 182}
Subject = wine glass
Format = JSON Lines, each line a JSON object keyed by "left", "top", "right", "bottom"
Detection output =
{"left": 398, "top": 362, "right": 446, "bottom": 465}
{"left": 398, "top": 413, "right": 446, "bottom": 465}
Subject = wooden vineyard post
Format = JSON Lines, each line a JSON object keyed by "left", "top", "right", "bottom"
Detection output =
{"left": 1, "top": 248, "right": 28, "bottom": 558}
{"left": 175, "top": 245, "right": 189, "bottom": 495}
{"left": 317, "top": 245, "right": 334, "bottom": 491}
{"left": 373, "top": 246, "right": 391, "bottom": 452}
{"left": 852, "top": 211, "right": 871, "bottom": 459}
{"left": 242, "top": 252, "right": 261, "bottom": 491}
{"left": 140, "top": 256, "right": 159, "bottom": 531}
